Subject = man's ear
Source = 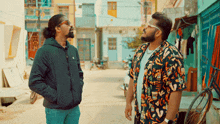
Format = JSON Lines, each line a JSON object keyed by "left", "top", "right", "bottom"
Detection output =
{"left": 155, "top": 30, "right": 162, "bottom": 38}
{"left": 55, "top": 26, "right": 61, "bottom": 33}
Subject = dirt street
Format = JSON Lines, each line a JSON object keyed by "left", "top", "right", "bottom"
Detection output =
{"left": 0, "top": 69, "right": 135, "bottom": 124}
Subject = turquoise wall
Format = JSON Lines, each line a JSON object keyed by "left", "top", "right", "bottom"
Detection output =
{"left": 102, "top": 28, "right": 138, "bottom": 61}
{"left": 198, "top": 0, "right": 217, "bottom": 14}
{"left": 167, "top": 31, "right": 176, "bottom": 45}
{"left": 183, "top": 25, "right": 197, "bottom": 82}
{"left": 167, "top": 25, "right": 197, "bottom": 82}
{"left": 197, "top": 0, "right": 220, "bottom": 91}
{"left": 121, "top": 37, "right": 135, "bottom": 60}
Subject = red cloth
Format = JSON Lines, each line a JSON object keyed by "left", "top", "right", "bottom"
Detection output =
{"left": 178, "top": 28, "right": 183, "bottom": 37}
{"left": 208, "top": 26, "right": 220, "bottom": 87}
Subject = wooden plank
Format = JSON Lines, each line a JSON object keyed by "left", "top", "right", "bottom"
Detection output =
{"left": 3, "top": 67, "right": 23, "bottom": 88}
{"left": 0, "top": 88, "right": 23, "bottom": 98}
{"left": 2, "top": 71, "right": 9, "bottom": 87}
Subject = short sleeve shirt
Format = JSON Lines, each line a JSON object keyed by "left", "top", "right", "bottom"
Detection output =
{"left": 129, "top": 41, "right": 186, "bottom": 124}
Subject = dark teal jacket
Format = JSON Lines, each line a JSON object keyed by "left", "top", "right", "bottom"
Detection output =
{"left": 29, "top": 37, "right": 84, "bottom": 110}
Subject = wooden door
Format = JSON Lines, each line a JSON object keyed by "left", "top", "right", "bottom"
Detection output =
{"left": 77, "top": 38, "right": 91, "bottom": 61}
{"left": 28, "top": 32, "right": 39, "bottom": 59}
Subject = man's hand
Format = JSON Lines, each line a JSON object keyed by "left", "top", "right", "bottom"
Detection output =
{"left": 125, "top": 103, "right": 132, "bottom": 121}
{"left": 125, "top": 78, "right": 134, "bottom": 121}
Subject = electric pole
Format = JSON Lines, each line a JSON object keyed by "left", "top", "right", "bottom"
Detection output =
{"left": 73, "top": 0, "right": 77, "bottom": 47}
{"left": 144, "top": 1, "right": 148, "bottom": 23}
{"left": 37, "top": 0, "right": 41, "bottom": 47}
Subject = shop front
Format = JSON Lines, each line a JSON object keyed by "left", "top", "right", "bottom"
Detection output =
{"left": 197, "top": 0, "right": 220, "bottom": 92}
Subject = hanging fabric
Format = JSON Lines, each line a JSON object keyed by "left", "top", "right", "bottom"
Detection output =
{"left": 178, "top": 28, "right": 183, "bottom": 37}
{"left": 180, "top": 39, "right": 187, "bottom": 59}
{"left": 186, "top": 36, "right": 195, "bottom": 55}
{"left": 208, "top": 25, "right": 220, "bottom": 87}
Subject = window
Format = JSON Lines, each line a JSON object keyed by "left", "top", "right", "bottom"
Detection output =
{"left": 107, "top": 2, "right": 117, "bottom": 18}
{"left": 59, "top": 6, "right": 69, "bottom": 19}
{"left": 82, "top": 4, "right": 94, "bottom": 17}
{"left": 108, "top": 2, "right": 117, "bottom": 10}
{"left": 26, "top": 0, "right": 36, "bottom": 7}
{"left": 41, "top": 0, "right": 48, "bottom": 6}
{"left": 44, "top": 9, "right": 50, "bottom": 15}
{"left": 25, "top": 0, "right": 50, "bottom": 7}
{"left": 108, "top": 38, "right": 117, "bottom": 50}
{"left": 6, "top": 26, "right": 21, "bottom": 59}
{"left": 26, "top": 8, "right": 34, "bottom": 16}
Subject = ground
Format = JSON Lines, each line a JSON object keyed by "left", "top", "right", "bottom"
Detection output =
{"left": 0, "top": 69, "right": 135, "bottom": 124}
{"left": 1, "top": 68, "right": 219, "bottom": 124}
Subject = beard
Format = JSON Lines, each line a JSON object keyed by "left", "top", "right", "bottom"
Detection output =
{"left": 65, "top": 31, "right": 74, "bottom": 38}
{"left": 65, "top": 27, "right": 74, "bottom": 38}
{"left": 141, "top": 30, "right": 157, "bottom": 43}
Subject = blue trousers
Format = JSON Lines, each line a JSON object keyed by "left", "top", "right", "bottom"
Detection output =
{"left": 45, "top": 105, "right": 80, "bottom": 124}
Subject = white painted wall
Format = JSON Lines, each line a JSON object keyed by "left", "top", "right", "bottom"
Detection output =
{"left": 102, "top": 27, "right": 138, "bottom": 61}
{"left": 174, "top": 0, "right": 184, "bottom": 8}
{"left": 0, "top": 0, "right": 27, "bottom": 84}
{"left": 0, "top": 0, "right": 25, "bottom": 28}
{"left": 0, "top": 24, "right": 5, "bottom": 88}
{"left": 95, "top": 0, "right": 141, "bottom": 27}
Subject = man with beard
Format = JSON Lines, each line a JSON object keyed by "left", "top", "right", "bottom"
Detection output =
{"left": 29, "top": 14, "right": 84, "bottom": 124}
{"left": 125, "top": 12, "right": 186, "bottom": 124}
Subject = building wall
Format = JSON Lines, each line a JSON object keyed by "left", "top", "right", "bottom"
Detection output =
{"left": 75, "top": 3, "right": 96, "bottom": 28}
{"left": 25, "top": 0, "right": 53, "bottom": 61}
{"left": 157, "top": 0, "right": 178, "bottom": 12}
{"left": 76, "top": 0, "right": 97, "bottom": 3}
{"left": 76, "top": 28, "right": 95, "bottom": 60}
{"left": 173, "top": 0, "right": 184, "bottom": 8}
{"left": 197, "top": 0, "right": 220, "bottom": 91}
{"left": 0, "top": 0, "right": 27, "bottom": 87}
{"left": 184, "top": 0, "right": 197, "bottom": 16}
{"left": 0, "top": 0, "right": 25, "bottom": 27}
{"left": 53, "top": 0, "right": 74, "bottom": 23}
{"left": 94, "top": 0, "right": 141, "bottom": 63}
{"left": 53, "top": 0, "right": 75, "bottom": 45}
{"left": 95, "top": 0, "right": 141, "bottom": 27}
{"left": 75, "top": 2, "right": 96, "bottom": 61}
{"left": 102, "top": 26, "right": 138, "bottom": 61}
{"left": 140, "top": 0, "right": 157, "bottom": 24}
{"left": 162, "top": 7, "right": 185, "bottom": 28}
{"left": 198, "top": 0, "right": 217, "bottom": 14}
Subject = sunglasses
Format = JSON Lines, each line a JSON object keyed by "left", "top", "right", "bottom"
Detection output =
{"left": 58, "top": 20, "right": 71, "bottom": 26}
{"left": 143, "top": 23, "right": 161, "bottom": 33}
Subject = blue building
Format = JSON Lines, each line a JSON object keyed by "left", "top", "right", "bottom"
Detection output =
{"left": 197, "top": 0, "right": 220, "bottom": 92}
{"left": 96, "top": 0, "right": 141, "bottom": 62}
{"left": 75, "top": 0, "right": 141, "bottom": 69}
{"left": 75, "top": 0, "right": 96, "bottom": 62}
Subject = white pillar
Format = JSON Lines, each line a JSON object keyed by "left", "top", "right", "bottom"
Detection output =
{"left": 95, "top": 28, "right": 100, "bottom": 59}
{"left": 95, "top": 30, "right": 98, "bottom": 59}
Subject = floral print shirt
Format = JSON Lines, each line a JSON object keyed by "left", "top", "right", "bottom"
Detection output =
{"left": 129, "top": 41, "right": 186, "bottom": 124}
